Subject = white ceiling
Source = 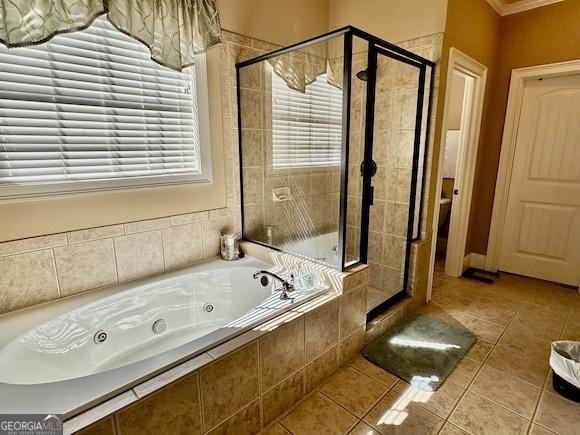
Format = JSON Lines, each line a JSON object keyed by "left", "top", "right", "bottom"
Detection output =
{"left": 486, "top": 0, "right": 564, "bottom": 16}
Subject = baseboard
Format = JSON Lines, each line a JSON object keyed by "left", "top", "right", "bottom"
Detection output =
{"left": 463, "top": 253, "right": 488, "bottom": 272}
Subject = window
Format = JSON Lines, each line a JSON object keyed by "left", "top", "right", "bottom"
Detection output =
{"left": 0, "top": 17, "right": 211, "bottom": 198}
{"left": 271, "top": 71, "right": 342, "bottom": 169}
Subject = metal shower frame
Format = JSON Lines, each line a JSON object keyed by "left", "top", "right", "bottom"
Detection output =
{"left": 236, "top": 26, "right": 435, "bottom": 311}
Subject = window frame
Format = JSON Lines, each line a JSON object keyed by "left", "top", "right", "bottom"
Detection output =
{"left": 0, "top": 27, "right": 213, "bottom": 201}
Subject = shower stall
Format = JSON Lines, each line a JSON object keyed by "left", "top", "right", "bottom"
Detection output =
{"left": 236, "top": 27, "right": 434, "bottom": 314}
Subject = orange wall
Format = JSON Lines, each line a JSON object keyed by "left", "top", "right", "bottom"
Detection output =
{"left": 429, "top": 0, "right": 500, "bottom": 244}
{"left": 468, "top": 0, "right": 580, "bottom": 254}
{"left": 216, "top": 0, "right": 329, "bottom": 46}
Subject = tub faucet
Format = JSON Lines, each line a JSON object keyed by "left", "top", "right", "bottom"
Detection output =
{"left": 253, "top": 270, "right": 295, "bottom": 299}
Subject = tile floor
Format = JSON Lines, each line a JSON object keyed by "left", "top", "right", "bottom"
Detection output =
{"left": 261, "top": 268, "right": 580, "bottom": 434}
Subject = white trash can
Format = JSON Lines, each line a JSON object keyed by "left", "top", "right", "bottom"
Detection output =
{"left": 549, "top": 340, "right": 580, "bottom": 402}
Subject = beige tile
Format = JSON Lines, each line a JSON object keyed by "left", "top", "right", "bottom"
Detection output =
{"left": 393, "top": 379, "right": 464, "bottom": 419}
{"left": 469, "top": 366, "right": 540, "bottom": 418}
{"left": 476, "top": 292, "right": 522, "bottom": 314}
{"left": 562, "top": 312, "right": 580, "bottom": 341}
{"left": 76, "top": 417, "right": 115, "bottom": 435}
{"left": 525, "top": 285, "right": 578, "bottom": 308}
{"left": 260, "top": 316, "right": 305, "bottom": 390}
{"left": 340, "top": 285, "right": 367, "bottom": 338}
{"left": 258, "top": 423, "right": 290, "bottom": 435}
{"left": 430, "top": 294, "right": 473, "bottom": 319}
{"left": 364, "top": 389, "right": 445, "bottom": 434}
{"left": 133, "top": 353, "right": 213, "bottom": 399}
{"left": 508, "top": 317, "right": 563, "bottom": 343}
{"left": 464, "top": 298, "right": 515, "bottom": 327}
{"left": 54, "top": 239, "right": 117, "bottom": 296}
{"left": 64, "top": 391, "right": 137, "bottom": 434}
{"left": 529, "top": 424, "right": 557, "bottom": 435}
{"left": 435, "top": 279, "right": 483, "bottom": 301}
{"left": 350, "top": 355, "right": 398, "bottom": 387}
{"left": 517, "top": 303, "right": 569, "bottom": 328}
{"left": 116, "top": 373, "right": 202, "bottom": 435}
{"left": 200, "top": 343, "right": 260, "bottom": 429}
{"left": 459, "top": 314, "right": 505, "bottom": 343}
{"left": 486, "top": 330, "right": 550, "bottom": 386}
{"left": 207, "top": 399, "right": 261, "bottom": 435}
{"left": 535, "top": 391, "right": 580, "bottom": 435}
{"left": 263, "top": 370, "right": 305, "bottom": 426}
{"left": 449, "top": 391, "right": 529, "bottom": 435}
{"left": 123, "top": 217, "right": 170, "bottom": 234}
{"left": 465, "top": 338, "right": 494, "bottom": 363}
{"left": 349, "top": 421, "right": 381, "bottom": 435}
{"left": 161, "top": 224, "right": 204, "bottom": 269}
{"left": 320, "top": 367, "right": 387, "bottom": 417}
{"left": 0, "top": 250, "right": 59, "bottom": 314}
{"left": 170, "top": 211, "right": 209, "bottom": 226}
{"left": 202, "top": 219, "right": 235, "bottom": 259}
{"left": 438, "top": 423, "right": 469, "bottom": 435}
{"left": 306, "top": 346, "right": 339, "bottom": 393}
{"left": 0, "top": 233, "right": 67, "bottom": 257}
{"left": 305, "top": 299, "right": 339, "bottom": 362}
{"left": 447, "top": 357, "right": 481, "bottom": 388}
{"left": 281, "top": 392, "right": 358, "bottom": 435}
{"left": 67, "top": 225, "right": 123, "bottom": 244}
{"left": 339, "top": 328, "right": 366, "bottom": 366}
{"left": 114, "top": 230, "right": 164, "bottom": 281}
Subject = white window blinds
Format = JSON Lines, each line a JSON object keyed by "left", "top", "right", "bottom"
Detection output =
{"left": 0, "top": 17, "right": 209, "bottom": 198}
{"left": 271, "top": 72, "right": 342, "bottom": 169}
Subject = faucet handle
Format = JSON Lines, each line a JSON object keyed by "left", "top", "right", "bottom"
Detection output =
{"left": 288, "top": 271, "right": 295, "bottom": 285}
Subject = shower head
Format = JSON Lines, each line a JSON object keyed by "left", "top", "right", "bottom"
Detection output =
{"left": 356, "top": 68, "right": 368, "bottom": 81}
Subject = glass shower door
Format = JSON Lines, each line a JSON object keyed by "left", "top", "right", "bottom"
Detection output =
{"left": 361, "top": 45, "right": 429, "bottom": 314}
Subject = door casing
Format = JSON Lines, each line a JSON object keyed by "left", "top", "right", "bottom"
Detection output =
{"left": 427, "top": 48, "right": 487, "bottom": 301}
{"left": 486, "top": 59, "right": 580, "bottom": 289}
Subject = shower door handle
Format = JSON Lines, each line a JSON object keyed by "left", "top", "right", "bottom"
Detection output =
{"left": 369, "top": 186, "right": 374, "bottom": 205}
{"left": 360, "top": 160, "right": 378, "bottom": 177}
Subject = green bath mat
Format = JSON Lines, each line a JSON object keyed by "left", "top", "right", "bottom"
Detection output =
{"left": 363, "top": 313, "right": 476, "bottom": 391}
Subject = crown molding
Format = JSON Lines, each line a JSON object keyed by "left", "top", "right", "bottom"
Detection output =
{"left": 486, "top": 0, "right": 564, "bottom": 16}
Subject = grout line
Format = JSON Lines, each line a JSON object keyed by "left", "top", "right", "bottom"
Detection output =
{"left": 50, "top": 248, "right": 62, "bottom": 298}
{"left": 111, "top": 237, "right": 120, "bottom": 284}
{"left": 257, "top": 339, "right": 264, "bottom": 430}
{"left": 196, "top": 373, "right": 206, "bottom": 433}
{"left": 159, "top": 229, "right": 167, "bottom": 272}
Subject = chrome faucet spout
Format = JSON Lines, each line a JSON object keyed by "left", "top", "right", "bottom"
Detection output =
{"left": 253, "top": 270, "right": 295, "bottom": 299}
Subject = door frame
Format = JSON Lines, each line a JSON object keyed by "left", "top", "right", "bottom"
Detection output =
{"left": 427, "top": 48, "right": 487, "bottom": 299}
{"left": 486, "top": 59, "right": 580, "bottom": 272}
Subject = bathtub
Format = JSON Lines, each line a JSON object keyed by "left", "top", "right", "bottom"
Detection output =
{"left": 0, "top": 256, "right": 327, "bottom": 416}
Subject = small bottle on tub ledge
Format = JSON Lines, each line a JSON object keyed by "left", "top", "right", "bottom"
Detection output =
{"left": 220, "top": 232, "right": 244, "bottom": 260}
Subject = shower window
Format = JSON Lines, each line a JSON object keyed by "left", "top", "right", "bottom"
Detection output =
{"left": 0, "top": 17, "right": 211, "bottom": 199}
{"left": 271, "top": 72, "right": 342, "bottom": 169}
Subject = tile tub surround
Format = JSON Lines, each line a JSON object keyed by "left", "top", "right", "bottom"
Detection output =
{"left": 0, "top": 209, "right": 237, "bottom": 315}
{"left": 64, "top": 255, "right": 369, "bottom": 434}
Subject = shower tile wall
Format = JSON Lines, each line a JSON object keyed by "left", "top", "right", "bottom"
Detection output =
{"left": 346, "top": 34, "right": 442, "bottom": 304}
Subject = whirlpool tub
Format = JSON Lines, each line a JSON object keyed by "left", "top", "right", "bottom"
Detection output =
{"left": 0, "top": 256, "right": 327, "bottom": 416}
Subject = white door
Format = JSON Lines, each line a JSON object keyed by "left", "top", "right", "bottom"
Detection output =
{"left": 499, "top": 74, "right": 580, "bottom": 286}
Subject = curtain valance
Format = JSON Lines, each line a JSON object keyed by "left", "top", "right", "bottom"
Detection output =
{"left": 0, "top": 0, "right": 221, "bottom": 70}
